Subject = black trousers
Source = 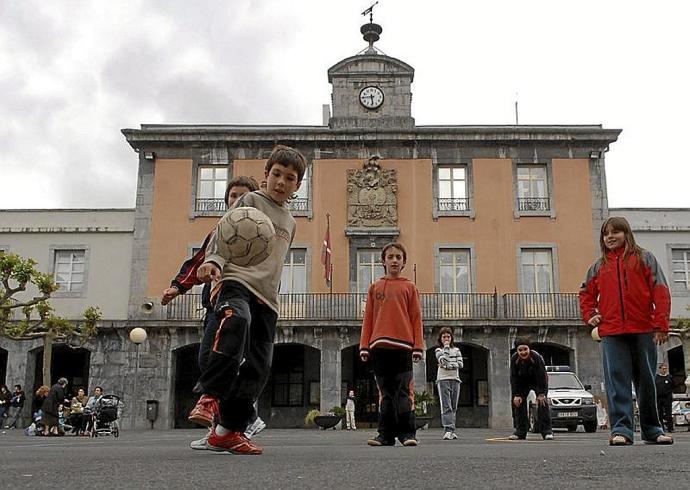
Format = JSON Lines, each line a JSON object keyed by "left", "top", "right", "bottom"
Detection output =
{"left": 371, "top": 348, "right": 416, "bottom": 442}
{"left": 512, "top": 391, "right": 552, "bottom": 437}
{"left": 657, "top": 395, "right": 674, "bottom": 431}
{"left": 197, "top": 281, "right": 277, "bottom": 431}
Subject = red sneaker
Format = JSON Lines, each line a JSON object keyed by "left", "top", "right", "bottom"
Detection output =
{"left": 207, "top": 429, "right": 263, "bottom": 454}
{"left": 187, "top": 395, "right": 219, "bottom": 428}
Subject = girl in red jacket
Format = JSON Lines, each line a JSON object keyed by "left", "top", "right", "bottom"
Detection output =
{"left": 579, "top": 216, "right": 673, "bottom": 446}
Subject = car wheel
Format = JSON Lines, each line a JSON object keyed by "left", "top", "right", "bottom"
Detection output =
{"left": 567, "top": 425, "right": 577, "bottom": 432}
{"left": 584, "top": 421, "right": 597, "bottom": 433}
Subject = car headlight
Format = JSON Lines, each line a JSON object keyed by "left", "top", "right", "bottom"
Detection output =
{"left": 581, "top": 397, "right": 594, "bottom": 405}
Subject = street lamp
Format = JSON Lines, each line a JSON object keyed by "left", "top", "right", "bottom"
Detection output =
{"left": 129, "top": 327, "right": 147, "bottom": 431}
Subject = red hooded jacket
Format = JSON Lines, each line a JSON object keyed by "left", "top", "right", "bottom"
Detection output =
{"left": 579, "top": 248, "right": 671, "bottom": 336}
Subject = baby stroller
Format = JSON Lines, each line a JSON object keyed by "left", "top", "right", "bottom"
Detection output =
{"left": 90, "top": 395, "right": 121, "bottom": 438}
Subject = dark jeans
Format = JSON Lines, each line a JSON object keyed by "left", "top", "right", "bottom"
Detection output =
{"left": 512, "top": 392, "right": 552, "bottom": 437}
{"left": 197, "top": 306, "right": 219, "bottom": 372}
{"left": 657, "top": 395, "right": 674, "bottom": 431}
{"left": 602, "top": 333, "right": 664, "bottom": 441}
{"left": 371, "top": 348, "right": 416, "bottom": 442}
{"left": 197, "top": 281, "right": 276, "bottom": 431}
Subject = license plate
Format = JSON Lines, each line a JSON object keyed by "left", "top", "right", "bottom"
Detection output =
{"left": 558, "top": 412, "right": 578, "bottom": 418}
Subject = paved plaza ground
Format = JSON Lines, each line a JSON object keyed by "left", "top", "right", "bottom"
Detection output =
{"left": 1, "top": 427, "right": 688, "bottom": 489}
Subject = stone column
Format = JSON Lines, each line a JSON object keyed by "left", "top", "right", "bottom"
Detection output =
{"left": 486, "top": 334, "right": 513, "bottom": 429}
{"left": 320, "top": 338, "right": 342, "bottom": 415}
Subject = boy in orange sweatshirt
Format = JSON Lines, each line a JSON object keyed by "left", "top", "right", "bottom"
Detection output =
{"left": 359, "top": 242, "right": 424, "bottom": 446}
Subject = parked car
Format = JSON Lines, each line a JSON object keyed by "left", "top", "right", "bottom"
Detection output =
{"left": 528, "top": 366, "right": 597, "bottom": 433}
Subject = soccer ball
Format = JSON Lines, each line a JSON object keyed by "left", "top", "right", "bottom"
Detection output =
{"left": 217, "top": 207, "right": 276, "bottom": 267}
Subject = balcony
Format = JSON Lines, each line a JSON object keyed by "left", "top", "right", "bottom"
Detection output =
{"left": 517, "top": 197, "right": 550, "bottom": 212}
{"left": 437, "top": 198, "right": 469, "bottom": 212}
{"left": 165, "top": 292, "right": 580, "bottom": 321}
{"left": 287, "top": 198, "right": 309, "bottom": 212}
{"left": 195, "top": 198, "right": 227, "bottom": 214}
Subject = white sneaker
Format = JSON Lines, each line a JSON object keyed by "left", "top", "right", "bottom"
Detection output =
{"left": 190, "top": 429, "right": 211, "bottom": 450}
{"left": 544, "top": 433, "right": 554, "bottom": 440}
{"left": 244, "top": 417, "right": 266, "bottom": 439}
{"left": 451, "top": 432, "right": 458, "bottom": 440}
{"left": 443, "top": 431, "right": 452, "bottom": 440}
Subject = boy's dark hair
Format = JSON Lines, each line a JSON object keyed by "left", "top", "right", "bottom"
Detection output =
{"left": 380, "top": 242, "right": 407, "bottom": 265}
{"left": 264, "top": 145, "right": 307, "bottom": 182}
{"left": 94, "top": 386, "right": 103, "bottom": 392}
{"left": 14, "top": 384, "right": 22, "bottom": 391}
{"left": 224, "top": 175, "right": 259, "bottom": 205}
{"left": 437, "top": 327, "right": 454, "bottom": 348}
{"left": 514, "top": 336, "right": 531, "bottom": 349}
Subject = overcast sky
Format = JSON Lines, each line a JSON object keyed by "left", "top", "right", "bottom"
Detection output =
{"left": 2, "top": 0, "right": 689, "bottom": 209}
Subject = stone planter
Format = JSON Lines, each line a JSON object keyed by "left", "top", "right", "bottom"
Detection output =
{"left": 314, "top": 415, "right": 342, "bottom": 429}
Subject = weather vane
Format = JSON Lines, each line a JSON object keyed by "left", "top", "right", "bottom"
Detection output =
{"left": 361, "top": 1, "right": 379, "bottom": 23}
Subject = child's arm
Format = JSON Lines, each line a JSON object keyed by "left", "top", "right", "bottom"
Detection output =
{"left": 359, "top": 284, "right": 376, "bottom": 361}
{"left": 643, "top": 251, "right": 671, "bottom": 332}
{"left": 408, "top": 285, "right": 424, "bottom": 361}
{"left": 435, "top": 347, "right": 453, "bottom": 368}
{"left": 579, "top": 262, "right": 600, "bottom": 325}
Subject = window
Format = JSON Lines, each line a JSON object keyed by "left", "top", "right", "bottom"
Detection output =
{"left": 437, "top": 166, "right": 468, "bottom": 212}
{"left": 439, "top": 249, "right": 471, "bottom": 293}
{"left": 672, "top": 249, "right": 690, "bottom": 291}
{"left": 520, "top": 249, "right": 553, "bottom": 293}
{"left": 54, "top": 250, "right": 86, "bottom": 293}
{"left": 517, "top": 165, "right": 549, "bottom": 211}
{"left": 281, "top": 249, "right": 307, "bottom": 294}
{"left": 288, "top": 165, "right": 310, "bottom": 214}
{"left": 195, "top": 166, "right": 227, "bottom": 212}
{"left": 357, "top": 249, "right": 383, "bottom": 293}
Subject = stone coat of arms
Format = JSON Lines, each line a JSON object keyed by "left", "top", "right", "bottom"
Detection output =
{"left": 347, "top": 156, "right": 398, "bottom": 228}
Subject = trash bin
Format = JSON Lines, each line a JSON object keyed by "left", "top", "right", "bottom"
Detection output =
{"left": 146, "top": 400, "right": 159, "bottom": 422}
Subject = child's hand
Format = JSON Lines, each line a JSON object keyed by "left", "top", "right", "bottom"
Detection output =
{"left": 359, "top": 351, "right": 370, "bottom": 362}
{"left": 587, "top": 314, "right": 602, "bottom": 326}
{"left": 513, "top": 396, "right": 523, "bottom": 408}
{"left": 160, "top": 287, "right": 179, "bottom": 305}
{"left": 537, "top": 394, "right": 547, "bottom": 407}
{"left": 197, "top": 263, "right": 221, "bottom": 283}
{"left": 412, "top": 352, "right": 423, "bottom": 363}
{"left": 654, "top": 331, "right": 669, "bottom": 345}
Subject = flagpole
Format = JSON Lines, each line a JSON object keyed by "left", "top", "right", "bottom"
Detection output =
{"left": 326, "top": 212, "right": 332, "bottom": 293}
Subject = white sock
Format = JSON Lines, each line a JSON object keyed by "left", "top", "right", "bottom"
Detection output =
{"left": 215, "top": 424, "right": 230, "bottom": 436}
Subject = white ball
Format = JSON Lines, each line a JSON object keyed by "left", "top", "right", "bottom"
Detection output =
{"left": 217, "top": 207, "right": 276, "bottom": 267}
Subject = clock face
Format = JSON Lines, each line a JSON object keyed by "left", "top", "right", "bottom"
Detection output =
{"left": 359, "top": 86, "right": 384, "bottom": 109}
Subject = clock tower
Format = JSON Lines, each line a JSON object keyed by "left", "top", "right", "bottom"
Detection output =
{"left": 327, "top": 19, "right": 415, "bottom": 129}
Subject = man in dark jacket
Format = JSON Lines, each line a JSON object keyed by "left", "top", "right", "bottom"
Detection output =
{"left": 509, "top": 337, "right": 553, "bottom": 440}
{"left": 4, "top": 384, "right": 26, "bottom": 429}
{"left": 655, "top": 363, "right": 675, "bottom": 432}
{"left": 42, "top": 378, "right": 68, "bottom": 435}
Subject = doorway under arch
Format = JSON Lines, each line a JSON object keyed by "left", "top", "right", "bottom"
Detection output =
{"left": 172, "top": 343, "right": 201, "bottom": 429}
{"left": 667, "top": 344, "right": 686, "bottom": 393}
{"left": 426, "top": 343, "right": 489, "bottom": 427}
{"left": 33, "top": 344, "right": 90, "bottom": 397}
{"left": 341, "top": 344, "right": 377, "bottom": 427}
{"left": 526, "top": 342, "right": 572, "bottom": 367}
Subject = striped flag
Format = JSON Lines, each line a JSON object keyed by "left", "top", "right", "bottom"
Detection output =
{"left": 321, "top": 216, "right": 332, "bottom": 286}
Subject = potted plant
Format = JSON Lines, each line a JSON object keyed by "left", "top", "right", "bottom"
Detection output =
{"left": 414, "top": 391, "right": 436, "bottom": 430}
{"left": 305, "top": 406, "right": 345, "bottom": 429}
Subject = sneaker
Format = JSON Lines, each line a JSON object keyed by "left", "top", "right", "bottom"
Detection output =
{"left": 188, "top": 395, "right": 219, "bottom": 428}
{"left": 207, "top": 429, "right": 263, "bottom": 454}
{"left": 244, "top": 417, "right": 266, "bottom": 439}
{"left": 508, "top": 434, "right": 526, "bottom": 440}
{"left": 451, "top": 432, "right": 458, "bottom": 440}
{"left": 190, "top": 429, "right": 211, "bottom": 450}
{"left": 401, "top": 437, "right": 419, "bottom": 447}
{"left": 367, "top": 435, "right": 395, "bottom": 446}
{"left": 543, "top": 433, "right": 554, "bottom": 440}
{"left": 443, "top": 431, "right": 452, "bottom": 440}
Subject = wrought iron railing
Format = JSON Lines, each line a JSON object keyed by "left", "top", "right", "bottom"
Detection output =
{"left": 502, "top": 293, "right": 579, "bottom": 319}
{"left": 437, "top": 198, "right": 470, "bottom": 212}
{"left": 165, "top": 292, "right": 580, "bottom": 321}
{"left": 287, "top": 198, "right": 309, "bottom": 212}
{"left": 517, "top": 197, "right": 550, "bottom": 212}
{"left": 195, "top": 198, "right": 227, "bottom": 213}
